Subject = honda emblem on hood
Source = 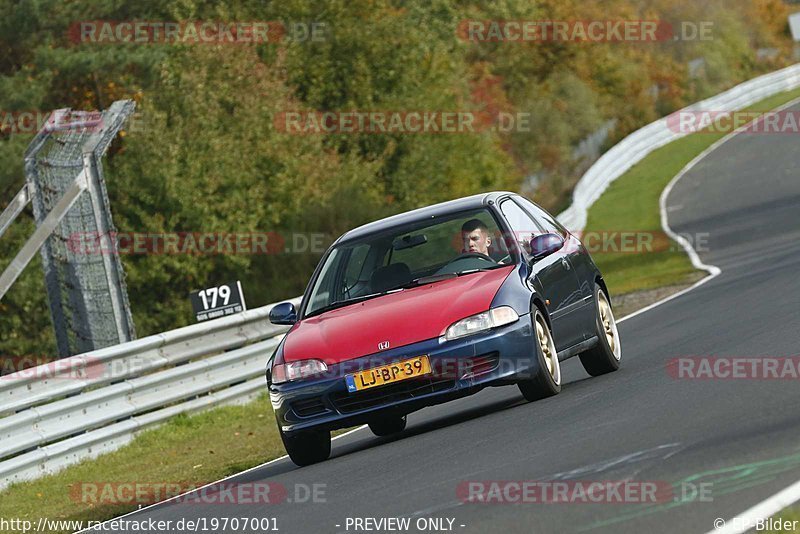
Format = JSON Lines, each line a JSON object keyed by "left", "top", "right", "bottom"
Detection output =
{"left": 378, "top": 341, "right": 390, "bottom": 351}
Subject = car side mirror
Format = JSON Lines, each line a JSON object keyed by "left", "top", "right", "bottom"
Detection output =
{"left": 529, "top": 233, "right": 565, "bottom": 262}
{"left": 269, "top": 302, "right": 297, "bottom": 325}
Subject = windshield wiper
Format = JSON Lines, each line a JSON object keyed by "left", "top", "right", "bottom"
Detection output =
{"left": 455, "top": 265, "right": 508, "bottom": 275}
{"left": 397, "top": 265, "right": 508, "bottom": 289}
{"left": 397, "top": 265, "right": 509, "bottom": 290}
{"left": 400, "top": 272, "right": 459, "bottom": 288}
{"left": 304, "top": 289, "right": 402, "bottom": 318}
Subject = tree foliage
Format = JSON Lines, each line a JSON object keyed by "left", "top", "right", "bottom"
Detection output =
{"left": 0, "top": 0, "right": 792, "bottom": 356}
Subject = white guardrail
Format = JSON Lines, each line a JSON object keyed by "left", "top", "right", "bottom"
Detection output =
{"left": 0, "top": 297, "right": 300, "bottom": 490}
{"left": 2, "top": 63, "right": 800, "bottom": 491}
{"left": 556, "top": 63, "right": 800, "bottom": 232}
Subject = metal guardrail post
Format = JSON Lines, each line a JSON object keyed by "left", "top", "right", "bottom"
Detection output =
{"left": 0, "top": 170, "right": 89, "bottom": 300}
{"left": 0, "top": 185, "right": 30, "bottom": 239}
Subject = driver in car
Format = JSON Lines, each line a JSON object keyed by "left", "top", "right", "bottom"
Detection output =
{"left": 461, "top": 219, "right": 497, "bottom": 260}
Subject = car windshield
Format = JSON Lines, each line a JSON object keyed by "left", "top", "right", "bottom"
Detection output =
{"left": 304, "top": 208, "right": 516, "bottom": 318}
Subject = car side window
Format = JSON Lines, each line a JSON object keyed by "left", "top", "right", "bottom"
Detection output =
{"left": 499, "top": 199, "right": 545, "bottom": 257}
{"left": 514, "top": 196, "right": 567, "bottom": 238}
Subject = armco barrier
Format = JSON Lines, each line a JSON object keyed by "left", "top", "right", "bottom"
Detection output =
{"left": 0, "top": 301, "right": 293, "bottom": 415}
{"left": 0, "top": 297, "right": 299, "bottom": 490}
{"left": 556, "top": 63, "right": 800, "bottom": 232}
{"left": 1, "top": 63, "right": 799, "bottom": 491}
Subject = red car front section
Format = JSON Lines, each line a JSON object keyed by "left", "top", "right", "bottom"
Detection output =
{"left": 282, "top": 265, "right": 515, "bottom": 365}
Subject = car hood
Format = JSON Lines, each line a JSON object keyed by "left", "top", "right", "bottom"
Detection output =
{"left": 283, "top": 265, "right": 515, "bottom": 364}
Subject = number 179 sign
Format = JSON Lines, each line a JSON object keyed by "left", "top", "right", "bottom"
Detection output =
{"left": 190, "top": 281, "right": 247, "bottom": 322}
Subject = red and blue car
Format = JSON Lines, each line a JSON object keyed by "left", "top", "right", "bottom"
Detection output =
{"left": 267, "top": 191, "right": 621, "bottom": 466}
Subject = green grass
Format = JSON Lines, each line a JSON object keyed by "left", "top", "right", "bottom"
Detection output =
{"left": 585, "top": 87, "right": 800, "bottom": 296}
{"left": 0, "top": 394, "right": 286, "bottom": 533}
{"left": 0, "top": 391, "right": 354, "bottom": 534}
{"left": 768, "top": 509, "right": 800, "bottom": 532}
{"left": 583, "top": 88, "right": 800, "bottom": 534}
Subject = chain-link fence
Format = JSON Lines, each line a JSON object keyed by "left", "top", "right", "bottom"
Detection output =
{"left": 20, "top": 101, "right": 136, "bottom": 356}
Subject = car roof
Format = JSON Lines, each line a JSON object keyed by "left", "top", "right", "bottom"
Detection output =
{"left": 336, "top": 191, "right": 517, "bottom": 244}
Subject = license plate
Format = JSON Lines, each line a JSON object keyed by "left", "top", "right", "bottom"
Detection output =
{"left": 345, "top": 356, "right": 431, "bottom": 393}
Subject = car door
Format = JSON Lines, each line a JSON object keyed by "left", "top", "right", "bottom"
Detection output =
{"left": 514, "top": 195, "right": 596, "bottom": 336}
{"left": 499, "top": 198, "right": 585, "bottom": 351}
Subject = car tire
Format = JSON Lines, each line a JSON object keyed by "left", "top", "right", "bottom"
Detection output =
{"left": 368, "top": 414, "right": 407, "bottom": 437}
{"left": 518, "top": 308, "right": 562, "bottom": 401}
{"left": 579, "top": 284, "right": 622, "bottom": 376}
{"left": 280, "top": 426, "right": 331, "bottom": 467}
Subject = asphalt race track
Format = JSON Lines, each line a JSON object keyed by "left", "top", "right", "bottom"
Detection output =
{"left": 105, "top": 104, "right": 800, "bottom": 534}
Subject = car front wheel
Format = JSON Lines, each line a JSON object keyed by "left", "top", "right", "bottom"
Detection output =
{"left": 279, "top": 426, "right": 331, "bottom": 467}
{"left": 368, "top": 414, "right": 407, "bottom": 437}
{"left": 578, "top": 284, "right": 622, "bottom": 376}
{"left": 518, "top": 308, "right": 562, "bottom": 401}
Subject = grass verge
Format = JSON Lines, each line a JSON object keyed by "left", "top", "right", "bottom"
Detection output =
{"left": 2, "top": 89, "right": 800, "bottom": 534}
{"left": 585, "top": 87, "right": 800, "bottom": 529}
{"left": 0, "top": 394, "right": 289, "bottom": 533}
{"left": 584, "top": 87, "right": 800, "bottom": 297}
{"left": 770, "top": 508, "right": 800, "bottom": 532}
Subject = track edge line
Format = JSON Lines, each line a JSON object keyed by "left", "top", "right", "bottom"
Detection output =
{"left": 73, "top": 424, "right": 368, "bottom": 533}
{"left": 618, "top": 95, "right": 800, "bottom": 323}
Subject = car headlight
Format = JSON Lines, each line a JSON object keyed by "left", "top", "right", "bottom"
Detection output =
{"left": 272, "top": 359, "right": 328, "bottom": 384}
{"left": 444, "top": 306, "right": 520, "bottom": 341}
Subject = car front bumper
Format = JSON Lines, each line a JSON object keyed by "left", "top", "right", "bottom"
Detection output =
{"left": 269, "top": 314, "right": 538, "bottom": 435}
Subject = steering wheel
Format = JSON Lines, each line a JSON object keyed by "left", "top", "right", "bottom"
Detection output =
{"left": 457, "top": 251, "right": 495, "bottom": 262}
{"left": 440, "top": 251, "right": 497, "bottom": 270}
